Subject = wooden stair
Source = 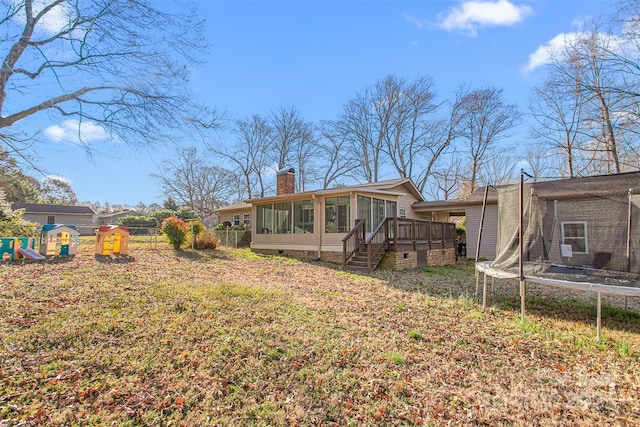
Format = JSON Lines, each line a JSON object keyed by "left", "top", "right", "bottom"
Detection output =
{"left": 343, "top": 245, "right": 385, "bottom": 273}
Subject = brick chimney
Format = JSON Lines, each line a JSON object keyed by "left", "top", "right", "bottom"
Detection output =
{"left": 276, "top": 168, "right": 295, "bottom": 195}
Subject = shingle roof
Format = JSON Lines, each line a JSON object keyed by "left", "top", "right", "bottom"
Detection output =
{"left": 246, "top": 178, "right": 425, "bottom": 204}
{"left": 11, "top": 203, "right": 95, "bottom": 215}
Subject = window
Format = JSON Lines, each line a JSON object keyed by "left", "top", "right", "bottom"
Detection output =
{"left": 243, "top": 214, "right": 251, "bottom": 228}
{"left": 373, "top": 198, "right": 385, "bottom": 226}
{"left": 325, "top": 196, "right": 350, "bottom": 233}
{"left": 399, "top": 208, "right": 407, "bottom": 218}
{"left": 274, "top": 202, "right": 292, "bottom": 234}
{"left": 256, "top": 205, "right": 272, "bottom": 234}
{"left": 562, "top": 222, "right": 588, "bottom": 254}
{"left": 47, "top": 216, "right": 55, "bottom": 224}
{"left": 294, "top": 200, "right": 314, "bottom": 233}
{"left": 233, "top": 214, "right": 240, "bottom": 226}
{"left": 357, "top": 195, "right": 372, "bottom": 232}
{"left": 386, "top": 200, "right": 397, "bottom": 218}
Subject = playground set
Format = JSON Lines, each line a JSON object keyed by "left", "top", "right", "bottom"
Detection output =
{"left": 0, "top": 224, "right": 130, "bottom": 261}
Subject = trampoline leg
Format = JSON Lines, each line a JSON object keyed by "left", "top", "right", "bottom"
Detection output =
{"left": 475, "top": 271, "right": 480, "bottom": 299}
{"left": 482, "top": 273, "right": 488, "bottom": 311}
{"left": 597, "top": 292, "right": 602, "bottom": 342}
{"left": 520, "top": 279, "right": 526, "bottom": 320}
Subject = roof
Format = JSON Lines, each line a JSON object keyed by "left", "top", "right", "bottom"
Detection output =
{"left": 95, "top": 210, "right": 142, "bottom": 219}
{"left": 11, "top": 203, "right": 95, "bottom": 215}
{"left": 527, "top": 171, "right": 640, "bottom": 199}
{"left": 213, "top": 202, "right": 252, "bottom": 213}
{"left": 247, "top": 178, "right": 425, "bottom": 204}
{"left": 412, "top": 186, "right": 498, "bottom": 212}
{"left": 413, "top": 171, "right": 640, "bottom": 212}
{"left": 41, "top": 224, "right": 79, "bottom": 233}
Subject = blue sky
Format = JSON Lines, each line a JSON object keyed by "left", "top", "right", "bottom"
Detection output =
{"left": 23, "top": 0, "right": 617, "bottom": 207}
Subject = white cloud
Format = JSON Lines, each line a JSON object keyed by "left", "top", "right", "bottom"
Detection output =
{"left": 524, "top": 32, "right": 581, "bottom": 72}
{"left": 44, "top": 119, "right": 109, "bottom": 144}
{"left": 11, "top": 0, "right": 73, "bottom": 35}
{"left": 524, "top": 31, "right": 626, "bottom": 72}
{"left": 439, "top": 0, "right": 533, "bottom": 36}
{"left": 404, "top": 13, "right": 426, "bottom": 30}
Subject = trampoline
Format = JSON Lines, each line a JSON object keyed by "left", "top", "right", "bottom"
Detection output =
{"left": 475, "top": 171, "right": 640, "bottom": 340}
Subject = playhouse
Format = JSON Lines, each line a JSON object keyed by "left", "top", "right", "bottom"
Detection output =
{"left": 40, "top": 224, "right": 80, "bottom": 256}
{"left": 0, "top": 237, "right": 38, "bottom": 260}
{"left": 95, "top": 225, "right": 130, "bottom": 256}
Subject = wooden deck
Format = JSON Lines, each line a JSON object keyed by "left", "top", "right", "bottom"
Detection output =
{"left": 342, "top": 218, "right": 456, "bottom": 273}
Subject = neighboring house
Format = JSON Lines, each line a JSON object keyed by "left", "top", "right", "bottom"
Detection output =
{"left": 213, "top": 202, "right": 252, "bottom": 229}
{"left": 11, "top": 203, "right": 96, "bottom": 235}
{"left": 412, "top": 186, "right": 498, "bottom": 260}
{"left": 94, "top": 210, "right": 143, "bottom": 226}
{"left": 247, "top": 169, "right": 455, "bottom": 269}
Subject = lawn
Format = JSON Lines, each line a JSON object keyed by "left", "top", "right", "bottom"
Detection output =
{"left": 1, "top": 241, "right": 639, "bottom": 426}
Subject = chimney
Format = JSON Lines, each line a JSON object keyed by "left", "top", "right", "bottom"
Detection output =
{"left": 276, "top": 168, "right": 295, "bottom": 195}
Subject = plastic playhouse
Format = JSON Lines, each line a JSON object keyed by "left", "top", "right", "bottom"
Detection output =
{"left": 95, "top": 225, "right": 130, "bottom": 256}
{"left": 40, "top": 224, "right": 80, "bottom": 257}
{"left": 0, "top": 237, "right": 39, "bottom": 260}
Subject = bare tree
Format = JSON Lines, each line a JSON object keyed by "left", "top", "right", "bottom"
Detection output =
{"left": 539, "top": 20, "right": 639, "bottom": 176}
{"left": 336, "top": 75, "right": 459, "bottom": 188}
{"left": 318, "top": 121, "right": 356, "bottom": 189}
{"left": 152, "top": 147, "right": 239, "bottom": 226}
{"left": 455, "top": 87, "right": 520, "bottom": 194}
{"left": 529, "top": 73, "right": 585, "bottom": 178}
{"left": 215, "top": 115, "right": 272, "bottom": 199}
{"left": 0, "top": 0, "right": 216, "bottom": 159}
{"left": 426, "top": 155, "right": 462, "bottom": 200}
{"left": 269, "top": 106, "right": 316, "bottom": 191}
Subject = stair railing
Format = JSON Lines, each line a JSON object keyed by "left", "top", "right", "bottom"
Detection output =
{"left": 365, "top": 218, "right": 389, "bottom": 271}
{"left": 342, "top": 218, "right": 366, "bottom": 266}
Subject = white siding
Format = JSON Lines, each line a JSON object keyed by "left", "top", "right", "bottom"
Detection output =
{"left": 466, "top": 205, "right": 498, "bottom": 260}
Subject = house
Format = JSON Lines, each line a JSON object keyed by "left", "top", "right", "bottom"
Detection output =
{"left": 246, "top": 169, "right": 456, "bottom": 270}
{"left": 94, "top": 209, "right": 143, "bottom": 226}
{"left": 492, "top": 171, "right": 640, "bottom": 273}
{"left": 412, "top": 186, "right": 498, "bottom": 260}
{"left": 11, "top": 203, "right": 96, "bottom": 235}
{"left": 213, "top": 202, "right": 252, "bottom": 228}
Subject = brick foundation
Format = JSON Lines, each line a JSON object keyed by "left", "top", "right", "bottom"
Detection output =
{"left": 379, "top": 248, "right": 456, "bottom": 270}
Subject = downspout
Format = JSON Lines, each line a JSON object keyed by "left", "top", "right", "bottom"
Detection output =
{"left": 312, "top": 193, "right": 321, "bottom": 259}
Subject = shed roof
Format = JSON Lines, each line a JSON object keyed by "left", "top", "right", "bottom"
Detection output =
{"left": 527, "top": 171, "right": 640, "bottom": 199}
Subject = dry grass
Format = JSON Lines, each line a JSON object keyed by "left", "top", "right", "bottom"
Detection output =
{"left": 1, "top": 242, "right": 639, "bottom": 426}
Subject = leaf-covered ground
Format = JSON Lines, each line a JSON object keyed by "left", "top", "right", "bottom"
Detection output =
{"left": 1, "top": 242, "right": 639, "bottom": 426}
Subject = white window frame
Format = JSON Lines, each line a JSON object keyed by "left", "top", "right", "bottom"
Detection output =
{"left": 561, "top": 221, "right": 588, "bottom": 254}
{"left": 399, "top": 208, "right": 407, "bottom": 218}
{"left": 232, "top": 214, "right": 240, "bottom": 226}
{"left": 243, "top": 213, "right": 251, "bottom": 228}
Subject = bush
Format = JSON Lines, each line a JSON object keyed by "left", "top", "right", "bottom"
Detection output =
{"left": 0, "top": 192, "right": 38, "bottom": 237}
{"left": 194, "top": 231, "right": 219, "bottom": 250}
{"left": 161, "top": 216, "right": 188, "bottom": 249}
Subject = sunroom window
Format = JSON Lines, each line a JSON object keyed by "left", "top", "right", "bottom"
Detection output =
{"left": 325, "top": 196, "right": 350, "bottom": 233}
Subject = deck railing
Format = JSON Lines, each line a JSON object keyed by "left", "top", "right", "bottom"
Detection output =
{"left": 343, "top": 217, "right": 457, "bottom": 271}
